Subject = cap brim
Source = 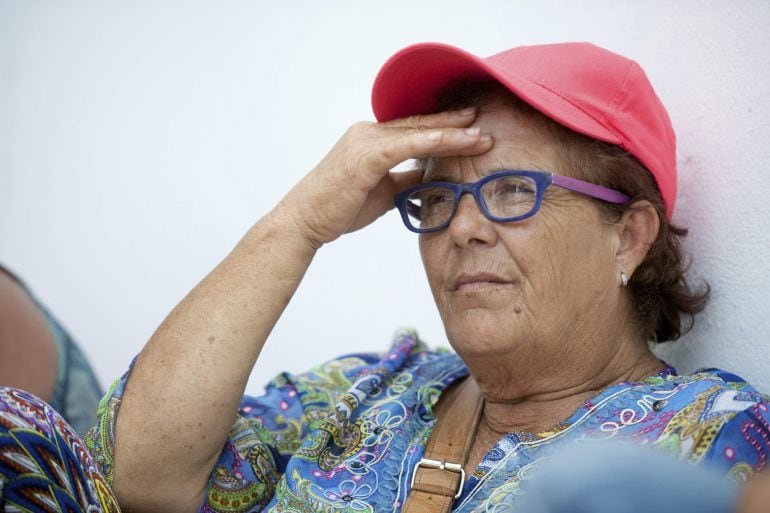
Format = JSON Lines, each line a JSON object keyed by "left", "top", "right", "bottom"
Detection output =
{"left": 371, "top": 42, "right": 621, "bottom": 147}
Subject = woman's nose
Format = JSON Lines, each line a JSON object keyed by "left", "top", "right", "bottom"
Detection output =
{"left": 446, "top": 194, "right": 499, "bottom": 247}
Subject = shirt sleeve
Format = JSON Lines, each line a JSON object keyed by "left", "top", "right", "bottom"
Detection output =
{"left": 84, "top": 352, "right": 383, "bottom": 512}
{"left": 204, "top": 353, "right": 381, "bottom": 512}
{"left": 689, "top": 369, "right": 770, "bottom": 484}
{"left": 703, "top": 396, "right": 770, "bottom": 484}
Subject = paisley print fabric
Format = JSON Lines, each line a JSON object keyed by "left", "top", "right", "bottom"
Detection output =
{"left": 0, "top": 387, "right": 120, "bottom": 513}
{"left": 84, "top": 330, "right": 770, "bottom": 512}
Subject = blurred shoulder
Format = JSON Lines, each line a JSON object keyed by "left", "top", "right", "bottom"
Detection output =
{"left": 664, "top": 367, "right": 768, "bottom": 403}
{"left": 651, "top": 367, "right": 769, "bottom": 477}
{"left": 0, "top": 267, "right": 58, "bottom": 402}
{"left": 649, "top": 367, "right": 768, "bottom": 424}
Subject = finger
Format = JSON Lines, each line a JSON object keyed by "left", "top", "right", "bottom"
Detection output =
{"left": 361, "top": 169, "right": 421, "bottom": 214}
{"left": 378, "top": 107, "right": 478, "bottom": 130}
{"left": 344, "top": 173, "right": 404, "bottom": 233}
{"left": 418, "top": 134, "right": 496, "bottom": 158}
{"left": 362, "top": 127, "right": 493, "bottom": 170}
{"left": 361, "top": 169, "right": 416, "bottom": 222}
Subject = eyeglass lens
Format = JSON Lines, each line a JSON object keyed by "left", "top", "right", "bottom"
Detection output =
{"left": 405, "top": 174, "right": 539, "bottom": 230}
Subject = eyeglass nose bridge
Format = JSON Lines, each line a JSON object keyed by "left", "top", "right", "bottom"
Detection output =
{"left": 449, "top": 182, "right": 491, "bottom": 224}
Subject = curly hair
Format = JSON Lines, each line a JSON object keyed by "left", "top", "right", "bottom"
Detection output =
{"left": 430, "top": 80, "right": 710, "bottom": 342}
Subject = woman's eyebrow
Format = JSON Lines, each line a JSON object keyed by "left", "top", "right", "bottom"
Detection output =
{"left": 422, "top": 171, "right": 454, "bottom": 183}
{"left": 423, "top": 166, "right": 531, "bottom": 183}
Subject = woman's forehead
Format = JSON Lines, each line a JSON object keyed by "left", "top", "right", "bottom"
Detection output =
{"left": 422, "top": 109, "right": 562, "bottom": 183}
{"left": 422, "top": 154, "right": 550, "bottom": 183}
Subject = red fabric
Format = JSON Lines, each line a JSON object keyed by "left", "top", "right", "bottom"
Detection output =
{"left": 371, "top": 42, "right": 677, "bottom": 219}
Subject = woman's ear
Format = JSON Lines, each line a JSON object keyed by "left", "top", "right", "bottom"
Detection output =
{"left": 615, "top": 200, "right": 660, "bottom": 278}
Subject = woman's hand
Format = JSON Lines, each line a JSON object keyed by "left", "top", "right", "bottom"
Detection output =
{"left": 111, "top": 108, "right": 492, "bottom": 513}
{"left": 277, "top": 108, "right": 493, "bottom": 249}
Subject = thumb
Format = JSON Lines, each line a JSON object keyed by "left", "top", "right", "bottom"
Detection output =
{"left": 343, "top": 168, "right": 423, "bottom": 234}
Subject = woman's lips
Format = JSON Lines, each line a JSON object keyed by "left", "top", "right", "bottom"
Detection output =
{"left": 453, "top": 273, "right": 513, "bottom": 292}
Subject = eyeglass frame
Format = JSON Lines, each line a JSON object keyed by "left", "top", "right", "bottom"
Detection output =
{"left": 393, "top": 170, "right": 630, "bottom": 234}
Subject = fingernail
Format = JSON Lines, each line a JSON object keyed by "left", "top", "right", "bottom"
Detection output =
{"left": 464, "top": 127, "right": 480, "bottom": 136}
{"left": 427, "top": 131, "right": 442, "bottom": 142}
{"left": 480, "top": 132, "right": 492, "bottom": 143}
{"left": 459, "top": 107, "right": 476, "bottom": 116}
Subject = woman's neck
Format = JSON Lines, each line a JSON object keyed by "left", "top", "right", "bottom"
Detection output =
{"left": 463, "top": 336, "right": 665, "bottom": 435}
{"left": 471, "top": 351, "right": 665, "bottom": 436}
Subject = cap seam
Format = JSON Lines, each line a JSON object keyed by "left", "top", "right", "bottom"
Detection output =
{"left": 597, "top": 60, "right": 639, "bottom": 148}
{"left": 516, "top": 75, "right": 626, "bottom": 145}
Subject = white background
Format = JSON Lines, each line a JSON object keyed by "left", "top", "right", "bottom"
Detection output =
{"left": 1, "top": 1, "right": 768, "bottom": 396}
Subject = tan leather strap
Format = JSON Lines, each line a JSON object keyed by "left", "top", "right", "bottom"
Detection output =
{"left": 402, "top": 377, "right": 484, "bottom": 513}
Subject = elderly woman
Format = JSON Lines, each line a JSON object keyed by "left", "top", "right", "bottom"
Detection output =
{"left": 1, "top": 42, "right": 768, "bottom": 513}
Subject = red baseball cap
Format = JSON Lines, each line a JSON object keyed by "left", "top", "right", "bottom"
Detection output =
{"left": 371, "top": 42, "right": 677, "bottom": 219}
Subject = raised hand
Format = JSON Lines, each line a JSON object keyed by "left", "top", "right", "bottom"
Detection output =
{"left": 276, "top": 107, "right": 493, "bottom": 249}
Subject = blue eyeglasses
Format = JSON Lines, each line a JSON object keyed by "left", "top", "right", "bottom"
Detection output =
{"left": 394, "top": 170, "right": 629, "bottom": 233}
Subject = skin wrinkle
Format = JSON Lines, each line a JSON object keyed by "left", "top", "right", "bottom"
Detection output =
{"left": 420, "top": 96, "right": 664, "bottom": 449}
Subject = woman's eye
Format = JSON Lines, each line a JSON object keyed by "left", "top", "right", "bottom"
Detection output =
{"left": 426, "top": 193, "right": 451, "bottom": 205}
{"left": 417, "top": 189, "right": 453, "bottom": 208}
{"left": 495, "top": 181, "right": 534, "bottom": 196}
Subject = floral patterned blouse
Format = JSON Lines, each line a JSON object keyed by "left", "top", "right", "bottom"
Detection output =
{"left": 86, "top": 330, "right": 770, "bottom": 513}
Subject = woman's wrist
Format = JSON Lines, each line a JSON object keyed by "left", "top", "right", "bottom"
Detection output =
{"left": 263, "top": 198, "right": 327, "bottom": 253}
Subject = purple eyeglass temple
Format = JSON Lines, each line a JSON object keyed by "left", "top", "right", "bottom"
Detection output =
{"left": 551, "top": 174, "right": 629, "bottom": 204}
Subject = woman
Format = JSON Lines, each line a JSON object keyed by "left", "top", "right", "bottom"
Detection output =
{"left": 2, "top": 42, "right": 768, "bottom": 513}
{"left": 91, "top": 41, "right": 769, "bottom": 512}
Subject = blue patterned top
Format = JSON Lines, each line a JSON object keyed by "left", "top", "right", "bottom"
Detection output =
{"left": 87, "top": 330, "right": 770, "bottom": 512}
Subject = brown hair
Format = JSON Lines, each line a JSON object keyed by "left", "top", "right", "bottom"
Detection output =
{"left": 431, "top": 80, "right": 710, "bottom": 343}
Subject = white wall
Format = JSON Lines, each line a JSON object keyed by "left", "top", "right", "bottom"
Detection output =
{"left": 1, "top": 0, "right": 768, "bottom": 396}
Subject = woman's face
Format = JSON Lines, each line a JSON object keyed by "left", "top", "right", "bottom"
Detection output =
{"left": 419, "top": 98, "right": 622, "bottom": 368}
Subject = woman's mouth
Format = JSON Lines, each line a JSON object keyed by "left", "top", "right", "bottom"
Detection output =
{"left": 453, "top": 273, "right": 513, "bottom": 292}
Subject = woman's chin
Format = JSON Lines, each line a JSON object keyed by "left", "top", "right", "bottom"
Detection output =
{"left": 444, "top": 314, "right": 529, "bottom": 359}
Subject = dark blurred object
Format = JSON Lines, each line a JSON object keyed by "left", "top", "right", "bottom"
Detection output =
{"left": 511, "top": 441, "right": 744, "bottom": 513}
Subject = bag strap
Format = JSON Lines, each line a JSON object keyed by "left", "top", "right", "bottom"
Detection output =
{"left": 402, "top": 377, "right": 484, "bottom": 513}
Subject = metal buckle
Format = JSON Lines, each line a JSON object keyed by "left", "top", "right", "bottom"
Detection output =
{"left": 410, "top": 457, "right": 466, "bottom": 499}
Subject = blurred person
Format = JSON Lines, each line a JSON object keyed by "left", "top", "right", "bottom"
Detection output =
{"left": 510, "top": 442, "right": 770, "bottom": 513}
{"left": 0, "top": 266, "right": 102, "bottom": 434}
